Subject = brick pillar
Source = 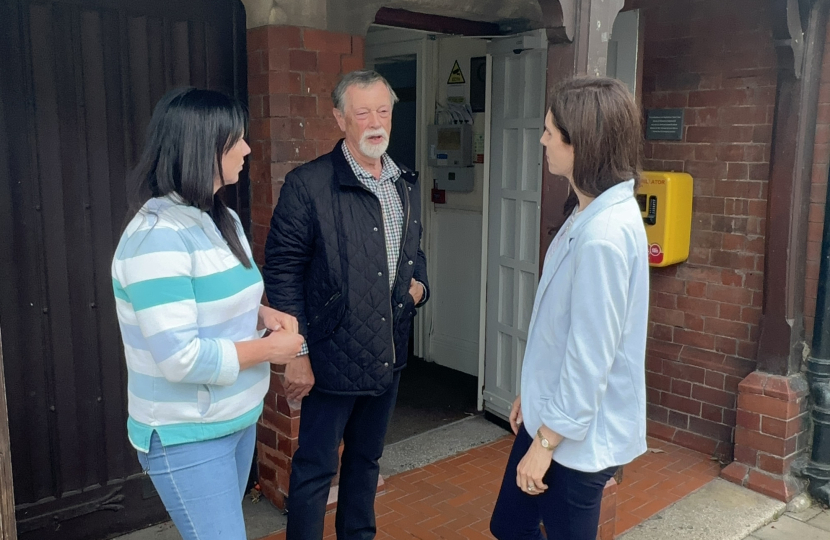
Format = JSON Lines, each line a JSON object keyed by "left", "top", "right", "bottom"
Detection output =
{"left": 245, "top": 24, "right": 365, "bottom": 509}
{"left": 721, "top": 371, "right": 810, "bottom": 501}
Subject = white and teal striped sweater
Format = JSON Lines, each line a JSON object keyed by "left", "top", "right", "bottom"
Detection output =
{"left": 112, "top": 195, "right": 268, "bottom": 452}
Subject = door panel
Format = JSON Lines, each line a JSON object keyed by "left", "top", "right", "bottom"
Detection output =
{"left": 483, "top": 37, "right": 547, "bottom": 419}
{"left": 0, "top": 1, "right": 248, "bottom": 538}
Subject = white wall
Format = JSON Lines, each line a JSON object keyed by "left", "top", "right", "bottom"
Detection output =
{"left": 434, "top": 36, "right": 487, "bottom": 212}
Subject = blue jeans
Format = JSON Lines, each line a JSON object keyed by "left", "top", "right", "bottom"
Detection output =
{"left": 136, "top": 424, "right": 256, "bottom": 540}
{"left": 490, "top": 429, "right": 617, "bottom": 540}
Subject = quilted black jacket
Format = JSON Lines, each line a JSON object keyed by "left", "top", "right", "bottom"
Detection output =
{"left": 263, "top": 140, "right": 430, "bottom": 396}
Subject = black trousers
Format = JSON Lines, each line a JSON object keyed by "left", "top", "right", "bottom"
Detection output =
{"left": 286, "top": 372, "right": 401, "bottom": 540}
{"left": 490, "top": 429, "right": 617, "bottom": 540}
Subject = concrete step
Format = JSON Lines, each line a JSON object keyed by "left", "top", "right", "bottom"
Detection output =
{"left": 618, "top": 478, "right": 786, "bottom": 540}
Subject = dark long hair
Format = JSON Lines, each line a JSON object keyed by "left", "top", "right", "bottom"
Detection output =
{"left": 548, "top": 77, "right": 643, "bottom": 216}
{"left": 128, "top": 87, "right": 251, "bottom": 268}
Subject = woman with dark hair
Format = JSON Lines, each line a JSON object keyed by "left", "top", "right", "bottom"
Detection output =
{"left": 490, "top": 77, "right": 649, "bottom": 540}
{"left": 112, "top": 88, "right": 305, "bottom": 540}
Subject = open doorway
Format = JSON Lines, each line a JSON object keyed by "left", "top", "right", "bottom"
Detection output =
{"left": 364, "top": 10, "right": 643, "bottom": 444}
{"left": 366, "top": 26, "right": 486, "bottom": 443}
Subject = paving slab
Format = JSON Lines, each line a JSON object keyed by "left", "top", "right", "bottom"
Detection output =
{"left": 751, "top": 515, "right": 830, "bottom": 540}
{"left": 618, "top": 479, "right": 786, "bottom": 540}
{"left": 789, "top": 505, "right": 825, "bottom": 523}
{"left": 806, "top": 510, "right": 830, "bottom": 533}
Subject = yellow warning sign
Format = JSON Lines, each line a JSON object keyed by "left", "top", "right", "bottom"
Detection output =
{"left": 447, "top": 61, "right": 465, "bottom": 84}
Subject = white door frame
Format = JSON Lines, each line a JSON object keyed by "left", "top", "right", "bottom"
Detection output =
{"left": 477, "top": 54, "right": 494, "bottom": 410}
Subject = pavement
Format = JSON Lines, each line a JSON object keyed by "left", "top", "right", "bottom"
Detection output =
{"left": 618, "top": 479, "right": 787, "bottom": 540}
{"left": 746, "top": 503, "right": 830, "bottom": 540}
{"left": 618, "top": 478, "right": 830, "bottom": 540}
{"left": 114, "top": 412, "right": 828, "bottom": 540}
{"left": 113, "top": 415, "right": 508, "bottom": 540}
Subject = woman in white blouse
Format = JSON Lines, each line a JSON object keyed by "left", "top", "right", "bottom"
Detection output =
{"left": 490, "top": 77, "right": 649, "bottom": 540}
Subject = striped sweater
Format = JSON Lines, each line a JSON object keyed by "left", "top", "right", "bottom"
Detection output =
{"left": 112, "top": 195, "right": 268, "bottom": 452}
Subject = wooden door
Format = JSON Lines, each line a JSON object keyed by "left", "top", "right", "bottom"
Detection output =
{"left": 0, "top": 1, "right": 248, "bottom": 538}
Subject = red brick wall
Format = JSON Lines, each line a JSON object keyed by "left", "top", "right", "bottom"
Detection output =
{"left": 805, "top": 22, "right": 830, "bottom": 342}
{"left": 246, "top": 25, "right": 364, "bottom": 264}
{"left": 245, "top": 24, "right": 364, "bottom": 508}
{"left": 627, "top": 0, "right": 777, "bottom": 460}
{"left": 721, "top": 372, "right": 810, "bottom": 501}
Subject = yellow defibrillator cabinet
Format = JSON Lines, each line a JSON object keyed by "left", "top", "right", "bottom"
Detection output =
{"left": 638, "top": 172, "right": 693, "bottom": 267}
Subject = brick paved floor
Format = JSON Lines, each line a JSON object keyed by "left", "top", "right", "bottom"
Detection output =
{"left": 262, "top": 435, "right": 721, "bottom": 540}
{"left": 614, "top": 436, "right": 722, "bottom": 535}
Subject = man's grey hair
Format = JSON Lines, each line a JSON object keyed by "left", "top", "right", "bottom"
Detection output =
{"left": 332, "top": 70, "right": 399, "bottom": 112}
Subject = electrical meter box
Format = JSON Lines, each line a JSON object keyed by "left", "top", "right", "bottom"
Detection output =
{"left": 638, "top": 171, "right": 693, "bottom": 267}
{"left": 428, "top": 124, "right": 473, "bottom": 167}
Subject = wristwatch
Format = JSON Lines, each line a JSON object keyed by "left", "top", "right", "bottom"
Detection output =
{"left": 537, "top": 428, "right": 553, "bottom": 450}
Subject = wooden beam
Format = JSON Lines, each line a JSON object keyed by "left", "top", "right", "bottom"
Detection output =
{"left": 585, "top": 0, "right": 625, "bottom": 76}
{"left": 0, "top": 329, "right": 17, "bottom": 540}
{"left": 757, "top": 0, "right": 829, "bottom": 375}
{"left": 538, "top": 0, "right": 576, "bottom": 43}
{"left": 373, "top": 8, "right": 503, "bottom": 36}
{"left": 771, "top": 0, "right": 806, "bottom": 78}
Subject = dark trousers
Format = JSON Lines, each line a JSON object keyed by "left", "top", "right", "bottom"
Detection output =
{"left": 286, "top": 372, "right": 401, "bottom": 540}
{"left": 490, "top": 429, "right": 617, "bottom": 540}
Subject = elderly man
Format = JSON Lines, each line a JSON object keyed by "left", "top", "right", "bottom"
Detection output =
{"left": 263, "top": 70, "right": 430, "bottom": 540}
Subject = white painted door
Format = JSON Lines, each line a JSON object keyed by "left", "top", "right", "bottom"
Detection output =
{"left": 482, "top": 35, "right": 547, "bottom": 419}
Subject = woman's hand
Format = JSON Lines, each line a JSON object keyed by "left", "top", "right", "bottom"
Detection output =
{"left": 261, "top": 330, "right": 305, "bottom": 365}
{"left": 509, "top": 395, "right": 523, "bottom": 435}
{"left": 258, "top": 306, "right": 299, "bottom": 334}
{"left": 516, "top": 437, "right": 552, "bottom": 496}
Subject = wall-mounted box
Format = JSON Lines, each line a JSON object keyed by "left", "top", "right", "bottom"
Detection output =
{"left": 639, "top": 171, "right": 694, "bottom": 267}
{"left": 428, "top": 124, "right": 473, "bottom": 167}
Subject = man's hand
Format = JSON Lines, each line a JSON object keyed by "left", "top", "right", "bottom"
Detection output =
{"left": 285, "top": 354, "right": 314, "bottom": 401}
{"left": 258, "top": 306, "right": 299, "bottom": 334}
{"left": 409, "top": 279, "right": 425, "bottom": 305}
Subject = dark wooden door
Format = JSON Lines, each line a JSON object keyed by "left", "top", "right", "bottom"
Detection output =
{"left": 0, "top": 1, "right": 249, "bottom": 538}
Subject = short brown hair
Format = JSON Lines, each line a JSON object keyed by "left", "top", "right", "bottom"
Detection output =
{"left": 549, "top": 77, "right": 643, "bottom": 197}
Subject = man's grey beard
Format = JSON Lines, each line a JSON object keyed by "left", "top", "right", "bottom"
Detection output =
{"left": 359, "top": 129, "right": 389, "bottom": 159}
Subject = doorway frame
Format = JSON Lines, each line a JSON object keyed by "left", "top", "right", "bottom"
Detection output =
{"left": 365, "top": 27, "right": 438, "bottom": 361}
{"left": 477, "top": 54, "right": 494, "bottom": 411}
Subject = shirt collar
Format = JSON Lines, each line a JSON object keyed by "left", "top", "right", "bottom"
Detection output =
{"left": 569, "top": 179, "right": 637, "bottom": 236}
